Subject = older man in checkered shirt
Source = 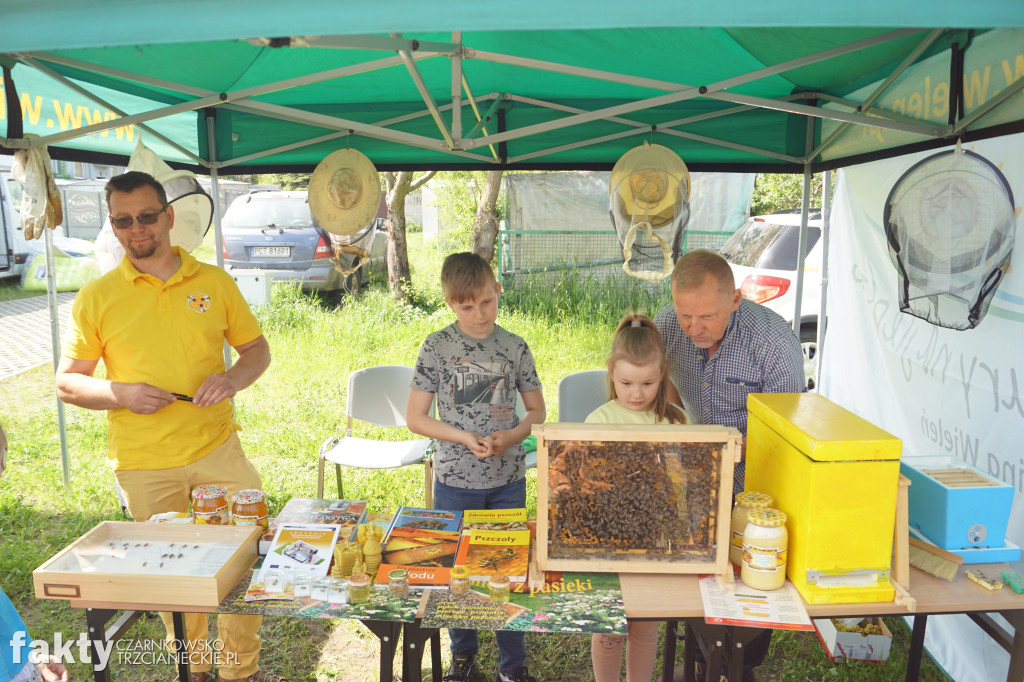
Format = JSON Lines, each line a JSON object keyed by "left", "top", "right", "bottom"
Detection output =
{"left": 654, "top": 248, "right": 805, "bottom": 496}
{"left": 654, "top": 248, "right": 804, "bottom": 681}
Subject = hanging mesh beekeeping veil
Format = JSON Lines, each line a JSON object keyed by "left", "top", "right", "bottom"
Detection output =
{"left": 609, "top": 142, "right": 690, "bottom": 281}
{"left": 308, "top": 148, "right": 383, "bottom": 276}
{"left": 884, "top": 143, "right": 1015, "bottom": 330}
{"left": 94, "top": 139, "right": 214, "bottom": 273}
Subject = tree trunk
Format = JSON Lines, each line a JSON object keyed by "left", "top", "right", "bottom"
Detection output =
{"left": 383, "top": 170, "right": 436, "bottom": 304}
{"left": 385, "top": 171, "right": 413, "bottom": 304}
{"left": 471, "top": 170, "right": 503, "bottom": 261}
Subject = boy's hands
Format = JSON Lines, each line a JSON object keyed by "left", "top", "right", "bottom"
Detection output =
{"left": 485, "top": 429, "right": 516, "bottom": 458}
{"left": 462, "top": 431, "right": 492, "bottom": 459}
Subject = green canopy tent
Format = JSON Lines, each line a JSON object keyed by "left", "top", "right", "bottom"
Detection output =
{"left": 2, "top": 4, "right": 1023, "bottom": 461}
{"left": 2, "top": 6, "right": 1024, "bottom": 679}
{"left": 1, "top": 0, "right": 1023, "bottom": 482}
{"left": 2, "top": 3, "right": 1024, "bottom": 173}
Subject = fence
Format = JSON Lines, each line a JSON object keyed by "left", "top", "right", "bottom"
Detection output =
{"left": 497, "top": 228, "right": 732, "bottom": 291}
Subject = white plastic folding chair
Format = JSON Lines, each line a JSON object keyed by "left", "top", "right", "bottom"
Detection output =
{"left": 557, "top": 369, "right": 609, "bottom": 423}
{"left": 317, "top": 365, "right": 434, "bottom": 505}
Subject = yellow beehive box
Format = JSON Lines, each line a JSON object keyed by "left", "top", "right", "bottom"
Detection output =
{"left": 745, "top": 393, "right": 901, "bottom": 604}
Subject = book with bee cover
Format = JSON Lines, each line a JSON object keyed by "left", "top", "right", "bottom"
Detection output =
{"left": 374, "top": 507, "right": 463, "bottom": 586}
{"left": 454, "top": 528, "right": 531, "bottom": 583}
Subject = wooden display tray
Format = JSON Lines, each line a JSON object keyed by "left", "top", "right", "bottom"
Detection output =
{"left": 33, "top": 521, "right": 260, "bottom": 608}
{"left": 534, "top": 423, "right": 741, "bottom": 576}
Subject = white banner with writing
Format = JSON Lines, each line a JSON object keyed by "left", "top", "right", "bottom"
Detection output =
{"left": 821, "top": 133, "right": 1024, "bottom": 682}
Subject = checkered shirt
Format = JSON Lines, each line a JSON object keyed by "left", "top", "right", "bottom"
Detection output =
{"left": 654, "top": 298, "right": 805, "bottom": 493}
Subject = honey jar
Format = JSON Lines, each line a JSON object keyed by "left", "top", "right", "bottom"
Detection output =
{"left": 231, "top": 489, "right": 269, "bottom": 528}
{"left": 488, "top": 574, "right": 511, "bottom": 604}
{"left": 741, "top": 508, "right": 788, "bottom": 591}
{"left": 730, "top": 491, "right": 774, "bottom": 566}
{"left": 449, "top": 566, "right": 471, "bottom": 596}
{"left": 191, "top": 485, "right": 228, "bottom": 525}
{"left": 348, "top": 572, "right": 372, "bottom": 604}
{"left": 388, "top": 569, "right": 410, "bottom": 599}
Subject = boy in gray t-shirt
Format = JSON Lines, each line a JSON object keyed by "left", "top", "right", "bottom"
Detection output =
{"left": 407, "top": 252, "right": 545, "bottom": 682}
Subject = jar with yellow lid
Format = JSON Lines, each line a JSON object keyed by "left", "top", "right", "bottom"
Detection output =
{"left": 191, "top": 485, "right": 228, "bottom": 525}
{"left": 231, "top": 489, "right": 269, "bottom": 528}
{"left": 449, "top": 566, "right": 471, "bottom": 597}
{"left": 741, "top": 508, "right": 788, "bottom": 591}
{"left": 730, "top": 491, "right": 774, "bottom": 566}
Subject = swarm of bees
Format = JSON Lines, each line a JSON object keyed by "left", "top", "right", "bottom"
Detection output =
{"left": 547, "top": 439, "right": 721, "bottom": 559}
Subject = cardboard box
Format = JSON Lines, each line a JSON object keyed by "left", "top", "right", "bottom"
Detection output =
{"left": 814, "top": 617, "right": 892, "bottom": 663}
{"left": 745, "top": 393, "right": 901, "bottom": 604}
{"left": 34, "top": 521, "right": 260, "bottom": 609}
{"left": 534, "top": 423, "right": 741, "bottom": 575}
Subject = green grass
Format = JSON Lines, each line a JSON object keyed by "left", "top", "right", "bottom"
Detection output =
{"left": 0, "top": 233, "right": 950, "bottom": 681}
{"left": 0, "top": 277, "right": 37, "bottom": 302}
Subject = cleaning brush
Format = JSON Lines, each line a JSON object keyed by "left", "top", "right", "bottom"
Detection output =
{"left": 908, "top": 536, "right": 963, "bottom": 582}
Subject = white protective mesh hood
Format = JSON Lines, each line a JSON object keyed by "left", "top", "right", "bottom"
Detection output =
{"left": 884, "top": 145, "right": 1015, "bottom": 330}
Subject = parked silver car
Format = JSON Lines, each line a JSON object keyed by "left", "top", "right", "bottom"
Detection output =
{"left": 221, "top": 190, "right": 387, "bottom": 303}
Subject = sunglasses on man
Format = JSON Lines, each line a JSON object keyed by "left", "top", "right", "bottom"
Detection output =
{"left": 110, "top": 205, "right": 168, "bottom": 230}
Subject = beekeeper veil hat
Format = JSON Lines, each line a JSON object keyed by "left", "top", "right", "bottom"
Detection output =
{"left": 308, "top": 149, "right": 382, "bottom": 236}
{"left": 94, "top": 139, "right": 214, "bottom": 273}
{"left": 609, "top": 142, "right": 690, "bottom": 281}
{"left": 885, "top": 143, "right": 1015, "bottom": 330}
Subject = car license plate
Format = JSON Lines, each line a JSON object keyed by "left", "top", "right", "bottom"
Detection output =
{"left": 251, "top": 246, "right": 290, "bottom": 257}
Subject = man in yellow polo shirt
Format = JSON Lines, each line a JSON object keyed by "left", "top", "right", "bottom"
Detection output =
{"left": 55, "top": 171, "right": 285, "bottom": 682}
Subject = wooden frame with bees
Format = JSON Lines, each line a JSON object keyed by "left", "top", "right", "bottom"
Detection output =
{"left": 534, "top": 423, "right": 741, "bottom": 575}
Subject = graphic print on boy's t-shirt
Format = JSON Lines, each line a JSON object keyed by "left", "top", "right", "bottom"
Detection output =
{"left": 448, "top": 358, "right": 514, "bottom": 405}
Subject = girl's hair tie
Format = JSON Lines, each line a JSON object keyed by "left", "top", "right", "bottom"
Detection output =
{"left": 631, "top": 319, "right": 642, "bottom": 328}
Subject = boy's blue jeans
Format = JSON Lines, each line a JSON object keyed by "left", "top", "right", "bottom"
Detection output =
{"left": 433, "top": 477, "right": 528, "bottom": 672}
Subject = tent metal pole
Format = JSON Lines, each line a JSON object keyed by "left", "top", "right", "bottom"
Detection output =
{"left": 817, "top": 170, "right": 832, "bottom": 390}
{"left": 792, "top": 116, "right": 815, "bottom": 337}
{"left": 451, "top": 32, "right": 463, "bottom": 143}
{"left": 205, "top": 110, "right": 231, "bottom": 371}
{"left": 44, "top": 228, "right": 71, "bottom": 488}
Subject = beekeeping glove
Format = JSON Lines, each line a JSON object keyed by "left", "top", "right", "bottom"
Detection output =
{"left": 11, "top": 138, "right": 63, "bottom": 240}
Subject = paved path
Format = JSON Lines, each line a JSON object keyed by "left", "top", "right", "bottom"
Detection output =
{"left": 0, "top": 293, "right": 76, "bottom": 381}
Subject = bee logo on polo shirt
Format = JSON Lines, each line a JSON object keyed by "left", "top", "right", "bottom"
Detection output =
{"left": 187, "top": 291, "right": 211, "bottom": 313}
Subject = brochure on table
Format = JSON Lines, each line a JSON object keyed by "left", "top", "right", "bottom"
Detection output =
{"left": 260, "top": 524, "right": 339, "bottom": 579}
{"left": 698, "top": 575, "right": 813, "bottom": 631}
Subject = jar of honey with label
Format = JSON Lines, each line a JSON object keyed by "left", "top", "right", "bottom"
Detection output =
{"left": 231, "top": 489, "right": 269, "bottom": 528}
{"left": 191, "top": 485, "right": 228, "bottom": 525}
{"left": 730, "top": 491, "right": 774, "bottom": 566}
{"left": 741, "top": 508, "right": 789, "bottom": 591}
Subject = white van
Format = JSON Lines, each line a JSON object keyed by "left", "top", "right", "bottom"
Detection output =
{"left": 0, "top": 168, "right": 34, "bottom": 280}
{"left": 0, "top": 167, "right": 109, "bottom": 281}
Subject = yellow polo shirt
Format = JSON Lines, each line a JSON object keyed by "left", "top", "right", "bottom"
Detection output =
{"left": 64, "top": 248, "right": 263, "bottom": 470}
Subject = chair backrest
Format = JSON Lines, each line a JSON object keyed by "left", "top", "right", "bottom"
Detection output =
{"left": 557, "top": 369, "right": 609, "bottom": 422}
{"left": 347, "top": 365, "right": 420, "bottom": 430}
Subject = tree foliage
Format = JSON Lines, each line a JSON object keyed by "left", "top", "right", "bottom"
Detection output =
{"left": 750, "top": 172, "right": 837, "bottom": 215}
{"left": 432, "top": 170, "right": 507, "bottom": 249}
{"left": 255, "top": 173, "right": 311, "bottom": 190}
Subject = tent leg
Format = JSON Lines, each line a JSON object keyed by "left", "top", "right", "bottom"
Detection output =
{"left": 44, "top": 228, "right": 72, "bottom": 488}
{"left": 205, "top": 110, "right": 232, "bottom": 371}
{"left": 816, "top": 169, "right": 832, "bottom": 390}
